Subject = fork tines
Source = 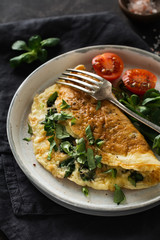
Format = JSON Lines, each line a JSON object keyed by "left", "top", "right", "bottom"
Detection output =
{"left": 57, "top": 68, "right": 104, "bottom": 94}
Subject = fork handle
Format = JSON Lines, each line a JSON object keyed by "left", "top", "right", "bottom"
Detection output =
{"left": 110, "top": 98, "right": 160, "bottom": 134}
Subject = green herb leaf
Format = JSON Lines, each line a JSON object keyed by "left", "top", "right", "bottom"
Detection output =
{"left": 85, "top": 125, "right": 95, "bottom": 145}
{"left": 103, "top": 168, "right": 117, "bottom": 178}
{"left": 50, "top": 111, "right": 73, "bottom": 121}
{"left": 23, "top": 137, "right": 31, "bottom": 142}
{"left": 82, "top": 186, "right": 89, "bottom": 197}
{"left": 128, "top": 171, "right": 144, "bottom": 187}
{"left": 142, "top": 96, "right": 160, "bottom": 108}
{"left": 71, "top": 117, "right": 76, "bottom": 126}
{"left": 59, "top": 158, "right": 75, "bottom": 178}
{"left": 28, "top": 35, "right": 41, "bottom": 49}
{"left": 96, "top": 100, "right": 101, "bottom": 110}
{"left": 47, "top": 136, "right": 58, "bottom": 160}
{"left": 12, "top": 40, "right": 28, "bottom": 51}
{"left": 55, "top": 124, "right": 70, "bottom": 139}
{"left": 37, "top": 48, "right": 48, "bottom": 62}
{"left": 60, "top": 99, "right": 70, "bottom": 109}
{"left": 95, "top": 139, "right": 105, "bottom": 148}
{"left": 60, "top": 141, "right": 74, "bottom": 155}
{"left": 28, "top": 123, "right": 33, "bottom": 135}
{"left": 47, "top": 91, "right": 58, "bottom": 107}
{"left": 75, "top": 138, "right": 86, "bottom": 155}
{"left": 87, "top": 148, "right": 96, "bottom": 170}
{"left": 41, "top": 38, "right": 60, "bottom": 47}
{"left": 114, "top": 184, "right": 125, "bottom": 205}
{"left": 153, "top": 134, "right": 160, "bottom": 155}
{"left": 95, "top": 155, "right": 102, "bottom": 166}
{"left": 79, "top": 165, "right": 95, "bottom": 181}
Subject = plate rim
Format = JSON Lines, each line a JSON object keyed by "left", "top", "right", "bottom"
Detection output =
{"left": 7, "top": 44, "right": 160, "bottom": 216}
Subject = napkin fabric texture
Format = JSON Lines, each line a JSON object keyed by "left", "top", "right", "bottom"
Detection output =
{"left": 0, "top": 12, "right": 159, "bottom": 240}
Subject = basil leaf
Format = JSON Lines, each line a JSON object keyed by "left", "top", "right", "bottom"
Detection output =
{"left": 128, "top": 171, "right": 144, "bottom": 186}
{"left": 56, "top": 124, "right": 70, "bottom": 139}
{"left": 47, "top": 136, "right": 58, "bottom": 160}
{"left": 23, "top": 137, "right": 31, "bottom": 142}
{"left": 41, "top": 38, "right": 60, "bottom": 47}
{"left": 79, "top": 166, "right": 95, "bottom": 181}
{"left": 153, "top": 135, "right": 160, "bottom": 155}
{"left": 47, "top": 91, "right": 58, "bottom": 107}
{"left": 96, "top": 100, "right": 101, "bottom": 110}
{"left": 28, "top": 35, "right": 41, "bottom": 49}
{"left": 71, "top": 117, "right": 76, "bottom": 126}
{"left": 60, "top": 141, "right": 74, "bottom": 155}
{"left": 59, "top": 158, "right": 75, "bottom": 178}
{"left": 95, "top": 139, "right": 104, "bottom": 148}
{"left": 82, "top": 186, "right": 89, "bottom": 197}
{"left": 37, "top": 48, "right": 48, "bottom": 62}
{"left": 50, "top": 111, "right": 73, "bottom": 121}
{"left": 12, "top": 40, "right": 28, "bottom": 51}
{"left": 85, "top": 125, "right": 95, "bottom": 145}
{"left": 114, "top": 184, "right": 125, "bottom": 205}
{"left": 87, "top": 148, "right": 96, "bottom": 170}
{"left": 76, "top": 138, "right": 86, "bottom": 155}
{"left": 103, "top": 168, "right": 117, "bottom": 178}
{"left": 77, "top": 155, "right": 87, "bottom": 164}
{"left": 60, "top": 99, "right": 70, "bottom": 109}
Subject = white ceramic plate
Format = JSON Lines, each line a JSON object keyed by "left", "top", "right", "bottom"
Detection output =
{"left": 7, "top": 45, "right": 160, "bottom": 216}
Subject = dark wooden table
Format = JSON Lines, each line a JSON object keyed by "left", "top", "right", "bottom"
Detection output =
{"left": 0, "top": 0, "right": 160, "bottom": 239}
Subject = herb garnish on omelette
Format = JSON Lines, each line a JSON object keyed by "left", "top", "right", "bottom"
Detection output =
{"left": 28, "top": 65, "right": 160, "bottom": 204}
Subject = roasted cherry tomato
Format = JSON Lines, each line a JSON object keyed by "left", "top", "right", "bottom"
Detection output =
{"left": 92, "top": 53, "right": 124, "bottom": 81}
{"left": 122, "top": 69, "right": 157, "bottom": 95}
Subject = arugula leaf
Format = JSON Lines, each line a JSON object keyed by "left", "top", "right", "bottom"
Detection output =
{"left": 47, "top": 136, "right": 58, "bottom": 160}
{"left": 82, "top": 186, "right": 89, "bottom": 197}
{"left": 114, "top": 184, "right": 125, "bottom": 205}
{"left": 96, "top": 100, "right": 101, "bottom": 110}
{"left": 128, "top": 171, "right": 144, "bottom": 187}
{"left": 55, "top": 124, "right": 70, "bottom": 139}
{"left": 87, "top": 148, "right": 96, "bottom": 170}
{"left": 10, "top": 35, "right": 60, "bottom": 67}
{"left": 59, "top": 158, "right": 75, "bottom": 178}
{"left": 60, "top": 99, "right": 70, "bottom": 109}
{"left": 103, "top": 168, "right": 117, "bottom": 178}
{"left": 47, "top": 91, "right": 58, "bottom": 107}
{"left": 85, "top": 125, "right": 95, "bottom": 145}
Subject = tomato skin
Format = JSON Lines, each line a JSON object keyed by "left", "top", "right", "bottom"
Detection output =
{"left": 92, "top": 53, "right": 124, "bottom": 81}
{"left": 122, "top": 69, "right": 157, "bottom": 95}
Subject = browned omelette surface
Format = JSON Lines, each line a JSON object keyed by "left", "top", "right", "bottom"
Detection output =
{"left": 29, "top": 65, "right": 160, "bottom": 191}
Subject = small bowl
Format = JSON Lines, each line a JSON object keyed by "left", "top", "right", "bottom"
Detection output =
{"left": 118, "top": 0, "right": 160, "bottom": 23}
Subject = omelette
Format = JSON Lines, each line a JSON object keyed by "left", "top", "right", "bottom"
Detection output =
{"left": 28, "top": 65, "right": 160, "bottom": 192}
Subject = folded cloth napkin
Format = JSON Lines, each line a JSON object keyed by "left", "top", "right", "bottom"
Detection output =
{"left": 0, "top": 12, "right": 159, "bottom": 240}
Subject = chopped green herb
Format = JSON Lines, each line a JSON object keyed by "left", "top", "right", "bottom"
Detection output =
{"left": 95, "top": 155, "right": 102, "bottom": 166}
{"left": 28, "top": 123, "right": 33, "bottom": 135}
{"left": 59, "top": 158, "right": 75, "bottom": 178}
{"left": 114, "top": 184, "right": 125, "bottom": 205}
{"left": 96, "top": 100, "right": 101, "bottom": 110}
{"left": 95, "top": 139, "right": 105, "bottom": 148}
{"left": 85, "top": 125, "right": 95, "bottom": 145}
{"left": 49, "top": 111, "right": 73, "bottom": 121}
{"left": 76, "top": 138, "right": 86, "bottom": 155}
{"left": 55, "top": 124, "right": 70, "bottom": 139}
{"left": 60, "top": 141, "right": 74, "bottom": 155}
{"left": 47, "top": 136, "right": 58, "bottom": 160}
{"left": 82, "top": 186, "right": 89, "bottom": 197}
{"left": 87, "top": 148, "right": 96, "bottom": 170}
{"left": 10, "top": 35, "right": 60, "bottom": 67}
{"left": 128, "top": 171, "right": 144, "bottom": 187}
{"left": 60, "top": 99, "right": 70, "bottom": 109}
{"left": 47, "top": 91, "right": 58, "bottom": 107}
{"left": 23, "top": 137, "right": 31, "bottom": 142}
{"left": 71, "top": 117, "right": 76, "bottom": 126}
{"left": 103, "top": 168, "right": 117, "bottom": 178}
{"left": 79, "top": 165, "right": 95, "bottom": 181}
{"left": 153, "top": 134, "right": 160, "bottom": 155}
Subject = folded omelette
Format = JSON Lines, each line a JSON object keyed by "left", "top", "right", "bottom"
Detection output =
{"left": 29, "top": 65, "right": 160, "bottom": 191}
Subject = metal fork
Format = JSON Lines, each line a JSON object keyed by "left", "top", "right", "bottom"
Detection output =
{"left": 57, "top": 68, "right": 160, "bottom": 134}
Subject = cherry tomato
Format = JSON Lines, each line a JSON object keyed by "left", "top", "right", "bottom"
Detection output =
{"left": 92, "top": 53, "right": 124, "bottom": 81}
{"left": 122, "top": 69, "right": 157, "bottom": 95}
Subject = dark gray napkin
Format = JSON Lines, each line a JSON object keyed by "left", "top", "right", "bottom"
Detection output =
{"left": 1, "top": 12, "right": 158, "bottom": 240}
